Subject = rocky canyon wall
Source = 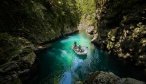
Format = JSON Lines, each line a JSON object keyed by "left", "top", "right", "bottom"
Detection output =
{"left": 95, "top": 0, "right": 146, "bottom": 68}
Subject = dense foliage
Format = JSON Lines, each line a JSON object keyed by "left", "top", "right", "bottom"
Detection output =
{"left": 0, "top": 0, "right": 80, "bottom": 43}
{"left": 76, "top": 0, "right": 96, "bottom": 25}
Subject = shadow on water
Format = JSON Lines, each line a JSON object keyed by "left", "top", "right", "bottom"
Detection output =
{"left": 37, "top": 41, "right": 70, "bottom": 84}
{"left": 36, "top": 32, "right": 146, "bottom": 84}
{"left": 76, "top": 48, "right": 146, "bottom": 82}
{"left": 76, "top": 55, "right": 87, "bottom": 60}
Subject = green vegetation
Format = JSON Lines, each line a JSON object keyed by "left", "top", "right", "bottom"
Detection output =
{"left": 0, "top": 0, "right": 80, "bottom": 43}
{"left": 76, "top": 0, "right": 96, "bottom": 16}
{"left": 0, "top": 0, "right": 97, "bottom": 43}
{"left": 76, "top": 0, "right": 96, "bottom": 25}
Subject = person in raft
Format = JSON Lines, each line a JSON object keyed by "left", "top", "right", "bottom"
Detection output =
{"left": 73, "top": 41, "right": 78, "bottom": 49}
{"left": 73, "top": 41, "right": 84, "bottom": 52}
{"left": 78, "top": 45, "right": 83, "bottom": 52}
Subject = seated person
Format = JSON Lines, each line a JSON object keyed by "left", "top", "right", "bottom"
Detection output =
{"left": 73, "top": 41, "right": 78, "bottom": 49}
{"left": 78, "top": 45, "right": 83, "bottom": 52}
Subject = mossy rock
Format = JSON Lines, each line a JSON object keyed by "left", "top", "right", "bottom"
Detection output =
{"left": 0, "top": 33, "right": 35, "bottom": 65}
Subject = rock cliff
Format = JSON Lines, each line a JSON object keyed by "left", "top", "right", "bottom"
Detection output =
{"left": 0, "top": 33, "right": 36, "bottom": 84}
{"left": 95, "top": 0, "right": 146, "bottom": 68}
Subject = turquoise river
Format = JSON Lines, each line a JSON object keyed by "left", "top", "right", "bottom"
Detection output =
{"left": 36, "top": 32, "right": 146, "bottom": 84}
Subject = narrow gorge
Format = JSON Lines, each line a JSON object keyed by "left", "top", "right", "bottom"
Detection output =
{"left": 0, "top": 0, "right": 146, "bottom": 84}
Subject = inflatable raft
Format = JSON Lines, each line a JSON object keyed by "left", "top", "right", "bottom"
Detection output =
{"left": 72, "top": 46, "right": 88, "bottom": 56}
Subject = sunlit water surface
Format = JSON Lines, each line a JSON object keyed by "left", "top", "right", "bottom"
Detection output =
{"left": 36, "top": 32, "right": 146, "bottom": 84}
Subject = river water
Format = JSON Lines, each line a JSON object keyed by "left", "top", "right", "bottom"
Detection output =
{"left": 36, "top": 32, "right": 146, "bottom": 84}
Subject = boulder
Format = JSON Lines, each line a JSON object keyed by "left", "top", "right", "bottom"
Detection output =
{"left": 84, "top": 71, "right": 145, "bottom": 84}
{"left": 86, "top": 26, "right": 95, "bottom": 35}
{"left": 121, "top": 78, "right": 145, "bottom": 84}
{"left": 0, "top": 33, "right": 36, "bottom": 84}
